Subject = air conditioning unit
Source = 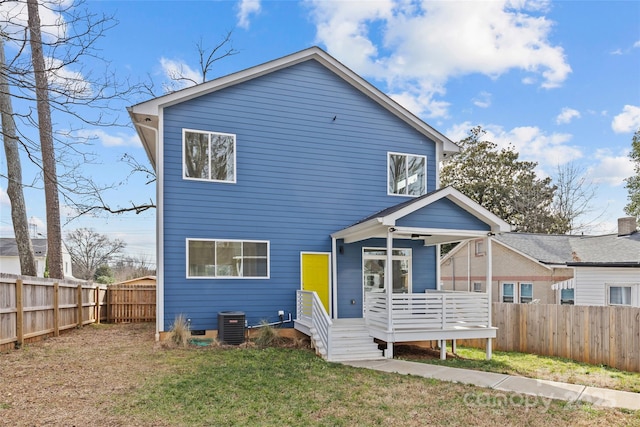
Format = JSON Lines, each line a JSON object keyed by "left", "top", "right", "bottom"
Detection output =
{"left": 217, "top": 311, "right": 245, "bottom": 345}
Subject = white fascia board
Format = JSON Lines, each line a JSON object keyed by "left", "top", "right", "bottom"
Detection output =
{"left": 392, "top": 226, "right": 489, "bottom": 238}
{"left": 331, "top": 218, "right": 387, "bottom": 243}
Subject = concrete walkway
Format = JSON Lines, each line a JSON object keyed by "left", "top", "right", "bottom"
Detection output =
{"left": 341, "top": 359, "right": 640, "bottom": 411}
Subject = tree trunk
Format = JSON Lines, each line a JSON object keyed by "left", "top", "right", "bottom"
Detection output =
{"left": 27, "top": 0, "right": 63, "bottom": 278}
{"left": 0, "top": 34, "right": 37, "bottom": 276}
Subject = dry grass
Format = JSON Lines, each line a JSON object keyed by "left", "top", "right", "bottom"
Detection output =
{"left": 0, "top": 323, "right": 638, "bottom": 427}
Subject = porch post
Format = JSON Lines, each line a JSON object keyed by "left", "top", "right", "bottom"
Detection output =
{"left": 331, "top": 237, "right": 338, "bottom": 319}
{"left": 485, "top": 235, "right": 493, "bottom": 360}
{"left": 436, "top": 243, "right": 442, "bottom": 290}
{"left": 386, "top": 227, "right": 394, "bottom": 358}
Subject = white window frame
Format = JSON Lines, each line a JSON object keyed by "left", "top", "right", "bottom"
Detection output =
{"left": 387, "top": 152, "right": 427, "bottom": 197}
{"left": 183, "top": 129, "right": 237, "bottom": 183}
{"left": 607, "top": 284, "right": 636, "bottom": 306}
{"left": 362, "top": 247, "right": 413, "bottom": 294}
{"left": 500, "top": 282, "right": 515, "bottom": 303}
{"left": 186, "top": 238, "right": 269, "bottom": 279}
{"left": 475, "top": 240, "right": 485, "bottom": 256}
{"left": 519, "top": 283, "right": 533, "bottom": 304}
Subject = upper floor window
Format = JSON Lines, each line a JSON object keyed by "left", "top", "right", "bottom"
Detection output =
{"left": 388, "top": 152, "right": 426, "bottom": 196}
{"left": 187, "top": 239, "right": 269, "bottom": 279}
{"left": 183, "top": 129, "right": 236, "bottom": 183}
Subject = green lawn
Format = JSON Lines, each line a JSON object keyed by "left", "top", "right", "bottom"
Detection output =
{"left": 114, "top": 345, "right": 640, "bottom": 426}
{"left": 396, "top": 344, "right": 640, "bottom": 393}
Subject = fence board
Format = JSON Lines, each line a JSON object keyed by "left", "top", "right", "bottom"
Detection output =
{"left": 461, "top": 303, "right": 640, "bottom": 373}
{"left": 0, "top": 274, "right": 155, "bottom": 351}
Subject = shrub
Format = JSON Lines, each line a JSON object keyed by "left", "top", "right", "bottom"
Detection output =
{"left": 254, "top": 321, "right": 281, "bottom": 348}
{"left": 168, "top": 314, "right": 190, "bottom": 348}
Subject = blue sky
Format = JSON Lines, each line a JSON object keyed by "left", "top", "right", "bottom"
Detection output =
{"left": 1, "top": 0, "right": 639, "bottom": 263}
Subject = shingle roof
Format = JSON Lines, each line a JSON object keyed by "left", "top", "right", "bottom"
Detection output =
{"left": 496, "top": 232, "right": 640, "bottom": 266}
{"left": 0, "top": 238, "right": 48, "bottom": 257}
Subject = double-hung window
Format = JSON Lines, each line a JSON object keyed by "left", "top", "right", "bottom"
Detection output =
{"left": 187, "top": 239, "right": 269, "bottom": 278}
{"left": 183, "top": 129, "right": 236, "bottom": 182}
{"left": 388, "top": 152, "right": 426, "bottom": 196}
{"left": 608, "top": 285, "right": 632, "bottom": 306}
{"left": 501, "top": 282, "right": 534, "bottom": 303}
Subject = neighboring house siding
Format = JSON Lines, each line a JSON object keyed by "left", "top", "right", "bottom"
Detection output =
{"left": 575, "top": 267, "right": 640, "bottom": 307}
{"left": 441, "top": 240, "right": 570, "bottom": 304}
{"left": 161, "top": 60, "right": 438, "bottom": 330}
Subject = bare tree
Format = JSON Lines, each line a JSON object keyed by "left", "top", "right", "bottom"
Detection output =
{"left": 27, "top": 0, "right": 63, "bottom": 278}
{"left": 552, "top": 162, "right": 600, "bottom": 234}
{"left": 0, "top": 32, "right": 36, "bottom": 275}
{"left": 65, "top": 228, "right": 125, "bottom": 280}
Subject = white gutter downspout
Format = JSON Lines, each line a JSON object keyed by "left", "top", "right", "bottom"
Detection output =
{"left": 331, "top": 236, "right": 338, "bottom": 319}
{"left": 436, "top": 244, "right": 441, "bottom": 290}
{"left": 386, "top": 227, "right": 394, "bottom": 358}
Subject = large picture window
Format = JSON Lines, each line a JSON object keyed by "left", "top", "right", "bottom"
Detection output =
{"left": 183, "top": 129, "right": 236, "bottom": 182}
{"left": 187, "top": 239, "right": 269, "bottom": 278}
{"left": 388, "top": 152, "right": 426, "bottom": 196}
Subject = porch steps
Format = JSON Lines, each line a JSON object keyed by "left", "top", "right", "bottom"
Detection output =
{"left": 325, "top": 319, "right": 384, "bottom": 362}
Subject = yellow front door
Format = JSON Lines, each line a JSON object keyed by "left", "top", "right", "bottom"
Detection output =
{"left": 301, "top": 252, "right": 331, "bottom": 314}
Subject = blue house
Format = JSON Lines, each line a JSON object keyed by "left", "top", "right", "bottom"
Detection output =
{"left": 129, "top": 47, "right": 510, "bottom": 361}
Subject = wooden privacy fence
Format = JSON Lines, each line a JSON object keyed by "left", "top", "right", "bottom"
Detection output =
{"left": 0, "top": 274, "right": 156, "bottom": 351}
{"left": 462, "top": 303, "right": 640, "bottom": 373}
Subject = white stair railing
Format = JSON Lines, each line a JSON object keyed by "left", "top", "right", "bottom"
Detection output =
{"left": 296, "top": 290, "right": 332, "bottom": 360}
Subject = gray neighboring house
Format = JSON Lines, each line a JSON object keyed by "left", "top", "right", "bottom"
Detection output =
{"left": 0, "top": 238, "right": 74, "bottom": 278}
{"left": 441, "top": 217, "right": 640, "bottom": 307}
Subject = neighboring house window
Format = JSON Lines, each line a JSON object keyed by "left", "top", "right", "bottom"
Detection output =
{"left": 187, "top": 239, "right": 268, "bottom": 278}
{"left": 560, "top": 289, "right": 574, "bottom": 305}
{"left": 183, "top": 129, "right": 236, "bottom": 182}
{"left": 363, "top": 248, "right": 412, "bottom": 293}
{"left": 473, "top": 282, "right": 483, "bottom": 292}
{"left": 475, "top": 240, "right": 485, "bottom": 256}
{"left": 388, "top": 152, "right": 426, "bottom": 196}
{"left": 519, "top": 283, "right": 533, "bottom": 304}
{"left": 608, "top": 285, "right": 632, "bottom": 306}
{"left": 501, "top": 283, "right": 515, "bottom": 303}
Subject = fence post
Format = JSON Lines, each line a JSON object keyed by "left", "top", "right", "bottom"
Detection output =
{"left": 53, "top": 282, "right": 59, "bottom": 336}
{"left": 106, "top": 286, "right": 111, "bottom": 323}
{"left": 15, "top": 279, "right": 23, "bottom": 349}
{"left": 76, "top": 284, "right": 83, "bottom": 328}
{"left": 94, "top": 286, "right": 100, "bottom": 324}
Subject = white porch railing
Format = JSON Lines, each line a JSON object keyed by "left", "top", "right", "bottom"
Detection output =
{"left": 364, "top": 290, "right": 491, "bottom": 332}
{"left": 296, "top": 290, "right": 332, "bottom": 359}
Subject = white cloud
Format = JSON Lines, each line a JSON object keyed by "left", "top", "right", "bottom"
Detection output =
{"left": 46, "top": 57, "right": 92, "bottom": 98}
{"left": 0, "top": 1, "right": 71, "bottom": 45}
{"left": 237, "top": 0, "right": 261, "bottom": 29}
{"left": 75, "top": 129, "right": 140, "bottom": 148}
{"left": 0, "top": 186, "right": 10, "bottom": 207}
{"left": 556, "top": 107, "right": 581, "bottom": 124}
{"left": 308, "top": 0, "right": 571, "bottom": 118}
{"left": 446, "top": 122, "right": 582, "bottom": 168}
{"left": 611, "top": 105, "right": 640, "bottom": 133}
{"left": 634, "top": 40, "right": 640, "bottom": 49}
{"left": 160, "top": 57, "right": 202, "bottom": 91}
{"left": 588, "top": 149, "right": 634, "bottom": 186}
{"left": 472, "top": 91, "right": 492, "bottom": 108}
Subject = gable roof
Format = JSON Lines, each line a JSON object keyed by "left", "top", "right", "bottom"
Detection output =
{"left": 128, "top": 46, "right": 460, "bottom": 169}
{"left": 0, "top": 238, "right": 47, "bottom": 257}
{"left": 495, "top": 232, "right": 640, "bottom": 267}
{"left": 332, "top": 186, "right": 512, "bottom": 244}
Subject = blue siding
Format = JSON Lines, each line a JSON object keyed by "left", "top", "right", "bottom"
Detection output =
{"left": 397, "top": 198, "right": 491, "bottom": 231}
{"left": 161, "top": 60, "right": 440, "bottom": 330}
{"left": 336, "top": 238, "right": 436, "bottom": 318}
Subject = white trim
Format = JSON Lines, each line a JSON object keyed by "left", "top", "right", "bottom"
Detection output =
{"left": 606, "top": 283, "right": 637, "bottom": 306}
{"left": 185, "top": 238, "right": 270, "bottom": 279}
{"left": 300, "top": 251, "right": 332, "bottom": 317}
{"left": 331, "top": 238, "right": 338, "bottom": 319}
{"left": 182, "top": 129, "right": 237, "bottom": 183}
{"left": 519, "top": 282, "right": 533, "bottom": 303}
{"left": 156, "top": 111, "right": 164, "bottom": 337}
{"left": 500, "top": 281, "right": 516, "bottom": 303}
{"left": 386, "top": 151, "right": 427, "bottom": 197}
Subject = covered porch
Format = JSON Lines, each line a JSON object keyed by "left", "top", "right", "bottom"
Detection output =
{"left": 295, "top": 187, "right": 511, "bottom": 362}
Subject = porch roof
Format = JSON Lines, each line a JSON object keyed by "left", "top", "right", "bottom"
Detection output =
{"left": 331, "top": 186, "right": 511, "bottom": 245}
